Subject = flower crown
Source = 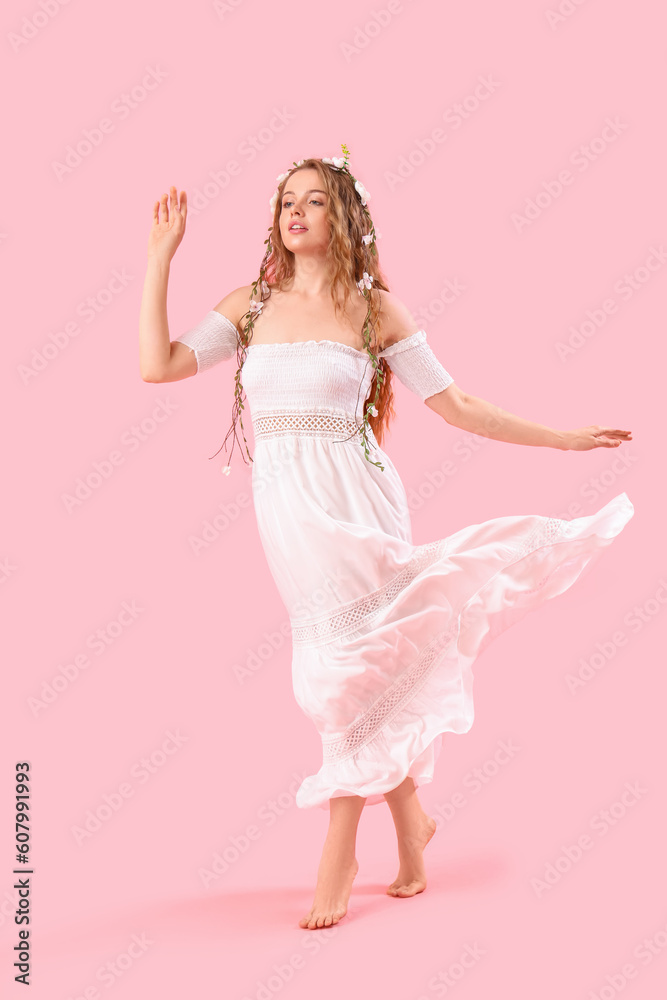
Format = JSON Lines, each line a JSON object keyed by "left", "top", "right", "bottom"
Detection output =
{"left": 216, "top": 144, "right": 388, "bottom": 475}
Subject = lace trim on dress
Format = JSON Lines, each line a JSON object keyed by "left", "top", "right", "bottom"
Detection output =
{"left": 292, "top": 517, "right": 571, "bottom": 650}
{"left": 317, "top": 515, "right": 574, "bottom": 764}
{"left": 253, "top": 409, "right": 368, "bottom": 442}
{"left": 291, "top": 539, "right": 449, "bottom": 648}
{"left": 512, "top": 517, "right": 568, "bottom": 559}
{"left": 320, "top": 618, "right": 461, "bottom": 764}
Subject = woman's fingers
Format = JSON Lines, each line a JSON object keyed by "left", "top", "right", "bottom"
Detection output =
{"left": 595, "top": 428, "right": 633, "bottom": 447}
{"left": 570, "top": 426, "right": 633, "bottom": 450}
{"left": 169, "top": 184, "right": 180, "bottom": 219}
{"left": 598, "top": 428, "right": 632, "bottom": 440}
{"left": 171, "top": 186, "right": 187, "bottom": 225}
{"left": 152, "top": 187, "right": 186, "bottom": 229}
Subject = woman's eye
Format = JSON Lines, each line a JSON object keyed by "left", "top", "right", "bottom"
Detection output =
{"left": 282, "top": 199, "right": 323, "bottom": 207}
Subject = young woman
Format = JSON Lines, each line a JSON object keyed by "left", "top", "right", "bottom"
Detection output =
{"left": 138, "top": 152, "right": 634, "bottom": 931}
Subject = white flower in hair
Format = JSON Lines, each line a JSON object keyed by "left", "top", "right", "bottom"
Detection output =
{"left": 221, "top": 465, "right": 231, "bottom": 476}
{"left": 362, "top": 234, "right": 373, "bottom": 245}
{"left": 367, "top": 404, "right": 378, "bottom": 417}
{"left": 249, "top": 300, "right": 263, "bottom": 315}
{"left": 357, "top": 272, "right": 374, "bottom": 291}
{"left": 322, "top": 156, "right": 346, "bottom": 169}
{"left": 354, "top": 180, "right": 370, "bottom": 205}
{"left": 276, "top": 171, "right": 290, "bottom": 183}
{"left": 261, "top": 279, "right": 270, "bottom": 295}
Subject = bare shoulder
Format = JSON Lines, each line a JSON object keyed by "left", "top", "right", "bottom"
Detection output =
{"left": 377, "top": 289, "right": 420, "bottom": 348}
{"left": 212, "top": 284, "right": 259, "bottom": 327}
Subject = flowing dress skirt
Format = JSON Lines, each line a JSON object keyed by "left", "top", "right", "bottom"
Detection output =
{"left": 251, "top": 433, "right": 634, "bottom": 810}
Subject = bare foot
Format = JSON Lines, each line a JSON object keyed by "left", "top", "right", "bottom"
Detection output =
{"left": 387, "top": 815, "right": 437, "bottom": 898}
{"left": 299, "top": 850, "right": 360, "bottom": 929}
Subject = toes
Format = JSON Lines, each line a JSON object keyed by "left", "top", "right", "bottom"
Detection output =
{"left": 300, "top": 910, "right": 344, "bottom": 929}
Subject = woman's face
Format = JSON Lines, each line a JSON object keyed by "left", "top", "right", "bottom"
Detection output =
{"left": 279, "top": 168, "right": 330, "bottom": 253}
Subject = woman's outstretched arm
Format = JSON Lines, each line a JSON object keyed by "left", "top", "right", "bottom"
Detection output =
{"left": 425, "top": 386, "right": 632, "bottom": 451}
{"left": 375, "top": 290, "right": 632, "bottom": 452}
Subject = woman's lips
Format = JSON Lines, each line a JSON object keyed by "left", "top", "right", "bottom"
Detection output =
{"left": 289, "top": 225, "right": 308, "bottom": 233}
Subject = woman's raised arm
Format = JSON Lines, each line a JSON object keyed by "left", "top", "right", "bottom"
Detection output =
{"left": 139, "top": 187, "right": 249, "bottom": 383}
{"left": 139, "top": 186, "right": 189, "bottom": 382}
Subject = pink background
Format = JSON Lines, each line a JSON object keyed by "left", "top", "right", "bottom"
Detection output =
{"left": 2, "top": 0, "right": 664, "bottom": 997}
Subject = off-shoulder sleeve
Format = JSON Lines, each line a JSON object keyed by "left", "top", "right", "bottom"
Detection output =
{"left": 378, "top": 330, "right": 454, "bottom": 400}
{"left": 173, "top": 310, "right": 238, "bottom": 373}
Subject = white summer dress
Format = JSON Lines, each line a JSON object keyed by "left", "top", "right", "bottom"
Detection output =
{"left": 176, "top": 310, "right": 635, "bottom": 810}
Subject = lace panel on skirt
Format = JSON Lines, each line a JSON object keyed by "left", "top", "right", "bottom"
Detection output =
{"left": 291, "top": 540, "right": 449, "bottom": 648}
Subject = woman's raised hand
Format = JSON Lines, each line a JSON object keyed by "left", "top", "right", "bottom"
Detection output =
{"left": 564, "top": 425, "right": 633, "bottom": 450}
{"left": 148, "top": 186, "right": 187, "bottom": 262}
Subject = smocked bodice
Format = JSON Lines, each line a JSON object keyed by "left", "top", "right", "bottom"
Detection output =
{"left": 173, "top": 312, "right": 457, "bottom": 441}
{"left": 240, "top": 340, "right": 376, "bottom": 423}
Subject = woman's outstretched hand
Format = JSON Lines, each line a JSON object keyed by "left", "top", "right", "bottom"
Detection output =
{"left": 148, "top": 186, "right": 187, "bottom": 262}
{"left": 563, "top": 425, "right": 633, "bottom": 451}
